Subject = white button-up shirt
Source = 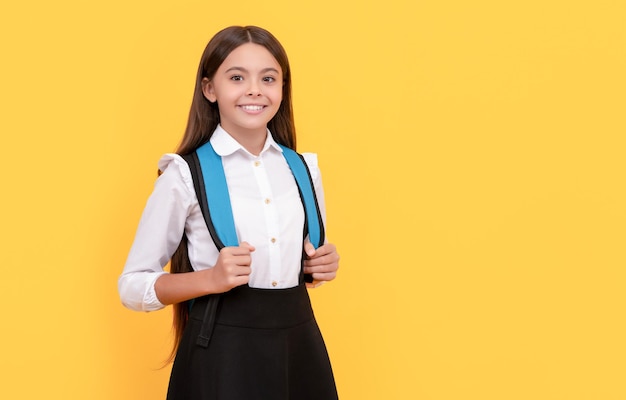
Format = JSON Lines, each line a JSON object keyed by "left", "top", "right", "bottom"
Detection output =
{"left": 118, "top": 126, "right": 326, "bottom": 311}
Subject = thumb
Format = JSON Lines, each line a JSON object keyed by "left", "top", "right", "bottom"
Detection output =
{"left": 303, "top": 240, "right": 316, "bottom": 258}
{"left": 239, "top": 241, "right": 256, "bottom": 252}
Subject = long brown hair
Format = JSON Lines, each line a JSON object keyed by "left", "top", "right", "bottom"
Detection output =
{"left": 166, "top": 26, "right": 297, "bottom": 363}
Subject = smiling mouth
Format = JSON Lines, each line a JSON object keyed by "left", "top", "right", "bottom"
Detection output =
{"left": 240, "top": 105, "right": 265, "bottom": 111}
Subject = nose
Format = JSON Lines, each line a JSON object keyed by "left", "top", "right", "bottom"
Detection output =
{"left": 247, "top": 81, "right": 261, "bottom": 96}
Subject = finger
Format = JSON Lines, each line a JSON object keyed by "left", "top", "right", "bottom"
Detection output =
{"left": 222, "top": 244, "right": 255, "bottom": 258}
{"left": 310, "top": 271, "right": 337, "bottom": 283}
{"left": 303, "top": 262, "right": 338, "bottom": 275}
{"left": 233, "top": 265, "right": 252, "bottom": 276}
{"left": 304, "top": 252, "right": 339, "bottom": 268}
{"left": 221, "top": 259, "right": 251, "bottom": 274}
{"left": 229, "top": 274, "right": 250, "bottom": 288}
{"left": 235, "top": 254, "right": 253, "bottom": 267}
{"left": 221, "top": 251, "right": 253, "bottom": 266}
{"left": 309, "top": 243, "right": 337, "bottom": 259}
{"left": 303, "top": 240, "right": 316, "bottom": 258}
{"left": 239, "top": 241, "right": 256, "bottom": 252}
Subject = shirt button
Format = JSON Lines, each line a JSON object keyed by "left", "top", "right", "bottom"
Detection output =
{"left": 264, "top": 198, "right": 271, "bottom": 204}
{"left": 271, "top": 281, "right": 278, "bottom": 287}
{"left": 254, "top": 160, "right": 261, "bottom": 167}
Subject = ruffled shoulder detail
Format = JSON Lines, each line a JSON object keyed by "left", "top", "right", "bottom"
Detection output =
{"left": 157, "top": 153, "right": 194, "bottom": 193}
{"left": 301, "top": 152, "right": 320, "bottom": 183}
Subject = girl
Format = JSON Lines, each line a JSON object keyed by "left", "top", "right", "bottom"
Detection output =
{"left": 118, "top": 26, "right": 339, "bottom": 400}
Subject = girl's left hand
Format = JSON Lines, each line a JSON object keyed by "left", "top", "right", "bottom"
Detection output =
{"left": 303, "top": 241, "right": 339, "bottom": 288}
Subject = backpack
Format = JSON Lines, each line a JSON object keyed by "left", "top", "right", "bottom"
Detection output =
{"left": 181, "top": 140, "right": 325, "bottom": 347}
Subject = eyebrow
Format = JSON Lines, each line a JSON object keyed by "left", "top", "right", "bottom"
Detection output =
{"left": 224, "top": 66, "right": 280, "bottom": 74}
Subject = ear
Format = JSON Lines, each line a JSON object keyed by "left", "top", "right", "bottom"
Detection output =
{"left": 201, "top": 77, "right": 217, "bottom": 103}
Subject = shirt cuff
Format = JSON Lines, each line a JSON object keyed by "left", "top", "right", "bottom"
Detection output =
{"left": 142, "top": 271, "right": 168, "bottom": 311}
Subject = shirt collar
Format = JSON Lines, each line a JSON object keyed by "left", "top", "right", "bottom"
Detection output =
{"left": 210, "top": 125, "right": 283, "bottom": 157}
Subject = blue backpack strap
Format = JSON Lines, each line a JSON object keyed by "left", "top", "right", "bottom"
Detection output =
{"left": 278, "top": 144, "right": 326, "bottom": 249}
{"left": 182, "top": 151, "right": 227, "bottom": 251}
{"left": 195, "top": 141, "right": 239, "bottom": 247}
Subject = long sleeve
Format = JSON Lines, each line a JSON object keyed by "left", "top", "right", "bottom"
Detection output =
{"left": 118, "top": 154, "right": 195, "bottom": 311}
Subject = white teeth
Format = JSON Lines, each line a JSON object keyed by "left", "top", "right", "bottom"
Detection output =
{"left": 241, "top": 105, "right": 264, "bottom": 111}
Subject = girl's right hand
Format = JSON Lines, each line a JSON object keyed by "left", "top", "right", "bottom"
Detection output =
{"left": 210, "top": 241, "right": 255, "bottom": 293}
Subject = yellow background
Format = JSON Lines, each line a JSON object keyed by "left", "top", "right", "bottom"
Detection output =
{"left": 1, "top": 0, "right": 624, "bottom": 399}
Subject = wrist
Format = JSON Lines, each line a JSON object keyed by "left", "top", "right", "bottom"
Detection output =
{"left": 201, "top": 267, "right": 230, "bottom": 295}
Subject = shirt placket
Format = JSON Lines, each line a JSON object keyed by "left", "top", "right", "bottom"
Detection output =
{"left": 252, "top": 157, "right": 282, "bottom": 288}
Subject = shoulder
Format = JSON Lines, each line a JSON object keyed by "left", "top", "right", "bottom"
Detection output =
{"left": 300, "top": 152, "right": 318, "bottom": 168}
{"left": 156, "top": 153, "right": 194, "bottom": 193}
{"left": 300, "top": 152, "right": 320, "bottom": 182}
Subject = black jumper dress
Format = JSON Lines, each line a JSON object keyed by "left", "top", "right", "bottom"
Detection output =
{"left": 166, "top": 150, "right": 338, "bottom": 400}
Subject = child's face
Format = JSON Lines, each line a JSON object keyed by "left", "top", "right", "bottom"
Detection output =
{"left": 202, "top": 43, "right": 283, "bottom": 139}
